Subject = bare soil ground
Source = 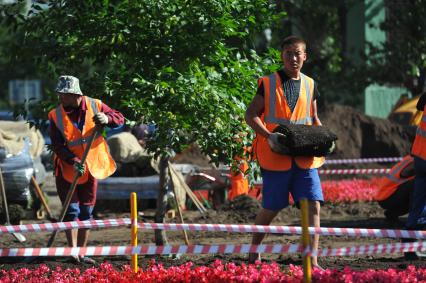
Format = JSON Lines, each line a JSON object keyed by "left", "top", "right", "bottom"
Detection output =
{"left": 0, "top": 174, "right": 424, "bottom": 272}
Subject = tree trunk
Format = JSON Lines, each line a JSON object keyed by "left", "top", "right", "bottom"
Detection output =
{"left": 154, "top": 156, "right": 169, "bottom": 245}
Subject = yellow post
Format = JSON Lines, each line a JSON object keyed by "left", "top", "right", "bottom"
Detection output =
{"left": 130, "top": 192, "right": 138, "bottom": 273}
{"left": 300, "top": 198, "right": 312, "bottom": 283}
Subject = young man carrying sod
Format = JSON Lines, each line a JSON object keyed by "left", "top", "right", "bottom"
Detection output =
{"left": 245, "top": 36, "right": 325, "bottom": 269}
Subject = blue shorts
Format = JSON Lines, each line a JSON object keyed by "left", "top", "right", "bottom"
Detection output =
{"left": 261, "top": 162, "right": 323, "bottom": 211}
{"left": 64, "top": 203, "right": 94, "bottom": 221}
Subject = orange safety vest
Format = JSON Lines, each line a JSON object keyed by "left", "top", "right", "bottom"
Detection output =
{"left": 375, "top": 155, "right": 414, "bottom": 201}
{"left": 48, "top": 96, "right": 116, "bottom": 184}
{"left": 411, "top": 104, "right": 426, "bottom": 160}
{"left": 253, "top": 72, "right": 324, "bottom": 171}
{"left": 228, "top": 157, "right": 249, "bottom": 201}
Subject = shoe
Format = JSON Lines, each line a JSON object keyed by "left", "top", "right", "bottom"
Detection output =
{"left": 66, "top": 255, "right": 80, "bottom": 264}
{"left": 79, "top": 256, "right": 96, "bottom": 264}
{"left": 416, "top": 251, "right": 426, "bottom": 258}
{"left": 404, "top": 252, "right": 419, "bottom": 261}
{"left": 248, "top": 253, "right": 261, "bottom": 264}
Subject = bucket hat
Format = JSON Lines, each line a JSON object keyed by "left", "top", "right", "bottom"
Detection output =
{"left": 55, "top": 75, "right": 83, "bottom": 95}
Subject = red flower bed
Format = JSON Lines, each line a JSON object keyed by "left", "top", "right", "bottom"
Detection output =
{"left": 321, "top": 178, "right": 382, "bottom": 203}
{"left": 1, "top": 260, "right": 425, "bottom": 283}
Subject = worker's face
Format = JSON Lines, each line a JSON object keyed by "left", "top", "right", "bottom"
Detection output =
{"left": 58, "top": 93, "right": 83, "bottom": 108}
{"left": 281, "top": 43, "right": 307, "bottom": 76}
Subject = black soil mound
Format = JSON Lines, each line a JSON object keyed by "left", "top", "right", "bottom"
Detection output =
{"left": 320, "top": 104, "right": 416, "bottom": 159}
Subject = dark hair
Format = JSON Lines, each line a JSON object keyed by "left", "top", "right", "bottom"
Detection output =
{"left": 131, "top": 124, "right": 148, "bottom": 140}
{"left": 280, "top": 36, "right": 306, "bottom": 51}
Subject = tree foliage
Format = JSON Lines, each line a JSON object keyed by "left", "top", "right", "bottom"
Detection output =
{"left": 0, "top": 0, "right": 39, "bottom": 108}
{"left": 366, "top": 0, "right": 426, "bottom": 96}
{"left": 3, "top": 0, "right": 284, "bottom": 164}
{"left": 266, "top": 0, "right": 426, "bottom": 105}
{"left": 270, "top": 0, "right": 369, "bottom": 108}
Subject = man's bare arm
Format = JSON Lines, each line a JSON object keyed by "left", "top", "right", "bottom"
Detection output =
{"left": 245, "top": 95, "right": 271, "bottom": 138}
{"left": 312, "top": 99, "right": 322, "bottom": 126}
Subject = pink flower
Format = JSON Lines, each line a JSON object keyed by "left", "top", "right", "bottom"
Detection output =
{"left": 0, "top": 261, "right": 425, "bottom": 282}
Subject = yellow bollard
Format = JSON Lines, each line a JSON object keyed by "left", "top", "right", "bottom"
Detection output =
{"left": 130, "top": 192, "right": 138, "bottom": 273}
{"left": 300, "top": 198, "right": 312, "bottom": 283}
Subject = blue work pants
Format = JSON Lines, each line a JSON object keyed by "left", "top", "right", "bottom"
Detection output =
{"left": 406, "top": 157, "right": 426, "bottom": 229}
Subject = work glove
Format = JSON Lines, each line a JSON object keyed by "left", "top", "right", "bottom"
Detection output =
{"left": 267, "top": 132, "right": 286, "bottom": 153}
{"left": 93, "top": 112, "right": 109, "bottom": 125}
{"left": 73, "top": 161, "right": 86, "bottom": 176}
{"left": 327, "top": 141, "right": 336, "bottom": 154}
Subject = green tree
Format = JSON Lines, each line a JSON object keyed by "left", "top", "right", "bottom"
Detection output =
{"left": 0, "top": 0, "right": 36, "bottom": 108}
{"left": 2, "top": 0, "right": 284, "bottom": 244}
{"left": 5, "top": 0, "right": 282, "bottom": 161}
{"left": 268, "top": 0, "right": 369, "bottom": 108}
{"left": 366, "top": 0, "right": 426, "bottom": 96}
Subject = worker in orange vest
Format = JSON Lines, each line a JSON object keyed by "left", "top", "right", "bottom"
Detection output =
{"left": 375, "top": 155, "right": 414, "bottom": 224}
{"left": 403, "top": 92, "right": 426, "bottom": 261}
{"left": 245, "top": 36, "right": 326, "bottom": 270}
{"left": 407, "top": 92, "right": 426, "bottom": 231}
{"left": 49, "top": 75, "right": 124, "bottom": 264}
{"left": 228, "top": 156, "right": 249, "bottom": 201}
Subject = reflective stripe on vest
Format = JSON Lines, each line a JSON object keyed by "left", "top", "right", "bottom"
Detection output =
{"left": 416, "top": 126, "right": 426, "bottom": 138}
{"left": 386, "top": 156, "right": 413, "bottom": 184}
{"left": 376, "top": 155, "right": 414, "bottom": 201}
{"left": 264, "top": 73, "right": 313, "bottom": 125}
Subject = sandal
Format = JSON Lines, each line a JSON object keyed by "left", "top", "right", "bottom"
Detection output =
{"left": 79, "top": 256, "right": 96, "bottom": 264}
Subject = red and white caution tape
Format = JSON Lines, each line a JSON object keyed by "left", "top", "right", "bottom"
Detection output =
{"left": 325, "top": 157, "right": 403, "bottom": 165}
{"left": 0, "top": 244, "right": 301, "bottom": 257}
{"left": 0, "top": 218, "right": 130, "bottom": 235}
{"left": 1, "top": 219, "right": 424, "bottom": 240}
{"left": 316, "top": 241, "right": 426, "bottom": 257}
{"left": 318, "top": 168, "right": 390, "bottom": 175}
{"left": 0, "top": 242, "right": 424, "bottom": 257}
{"left": 137, "top": 223, "right": 426, "bottom": 240}
{"left": 310, "top": 226, "right": 426, "bottom": 239}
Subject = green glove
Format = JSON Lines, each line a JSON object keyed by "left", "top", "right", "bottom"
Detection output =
{"left": 73, "top": 162, "right": 86, "bottom": 176}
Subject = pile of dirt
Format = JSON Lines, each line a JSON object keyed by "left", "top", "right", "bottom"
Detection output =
{"left": 186, "top": 195, "right": 262, "bottom": 224}
{"left": 221, "top": 195, "right": 261, "bottom": 222}
{"left": 320, "top": 104, "right": 416, "bottom": 159}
